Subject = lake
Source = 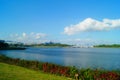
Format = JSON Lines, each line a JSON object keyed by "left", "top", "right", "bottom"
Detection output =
{"left": 0, "top": 47, "right": 120, "bottom": 70}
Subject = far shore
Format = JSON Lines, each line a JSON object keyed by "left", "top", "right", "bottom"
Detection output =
{"left": 0, "top": 47, "right": 26, "bottom": 50}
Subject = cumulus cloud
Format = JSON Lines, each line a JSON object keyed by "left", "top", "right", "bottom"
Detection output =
{"left": 22, "top": 33, "right": 27, "bottom": 37}
{"left": 9, "top": 32, "right": 46, "bottom": 44}
{"left": 64, "top": 18, "right": 120, "bottom": 35}
{"left": 35, "top": 33, "right": 46, "bottom": 39}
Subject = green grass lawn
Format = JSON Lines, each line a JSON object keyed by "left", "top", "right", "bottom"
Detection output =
{"left": 0, "top": 62, "right": 70, "bottom": 80}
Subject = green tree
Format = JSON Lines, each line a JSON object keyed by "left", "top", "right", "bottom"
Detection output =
{"left": 0, "top": 40, "right": 9, "bottom": 48}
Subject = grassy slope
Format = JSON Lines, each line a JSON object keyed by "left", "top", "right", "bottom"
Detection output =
{"left": 0, "top": 62, "right": 70, "bottom": 80}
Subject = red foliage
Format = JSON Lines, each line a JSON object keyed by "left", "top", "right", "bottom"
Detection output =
{"left": 42, "top": 63, "right": 48, "bottom": 72}
{"left": 42, "top": 63, "right": 70, "bottom": 77}
{"left": 94, "top": 71, "right": 120, "bottom": 80}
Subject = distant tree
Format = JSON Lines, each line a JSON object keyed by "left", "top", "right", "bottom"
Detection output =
{"left": 0, "top": 40, "right": 9, "bottom": 48}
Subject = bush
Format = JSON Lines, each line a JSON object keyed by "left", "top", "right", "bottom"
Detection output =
{"left": 42, "top": 62, "right": 70, "bottom": 77}
{"left": 69, "top": 66, "right": 79, "bottom": 78}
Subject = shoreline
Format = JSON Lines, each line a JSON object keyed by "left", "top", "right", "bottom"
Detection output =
{"left": 0, "top": 47, "right": 26, "bottom": 50}
{"left": 0, "top": 54, "right": 120, "bottom": 80}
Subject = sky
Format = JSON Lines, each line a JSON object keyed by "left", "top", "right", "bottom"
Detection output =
{"left": 0, "top": 0, "right": 120, "bottom": 45}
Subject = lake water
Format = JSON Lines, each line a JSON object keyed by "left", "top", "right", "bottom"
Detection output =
{"left": 0, "top": 47, "right": 120, "bottom": 70}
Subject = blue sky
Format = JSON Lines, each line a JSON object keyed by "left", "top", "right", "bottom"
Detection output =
{"left": 0, "top": 0, "right": 120, "bottom": 45}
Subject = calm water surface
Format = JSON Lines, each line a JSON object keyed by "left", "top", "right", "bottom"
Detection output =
{"left": 0, "top": 47, "right": 120, "bottom": 70}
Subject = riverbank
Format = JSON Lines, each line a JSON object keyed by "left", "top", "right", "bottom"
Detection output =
{"left": 0, "top": 47, "right": 26, "bottom": 50}
{"left": 0, "top": 54, "right": 120, "bottom": 80}
{"left": 0, "top": 62, "right": 69, "bottom": 80}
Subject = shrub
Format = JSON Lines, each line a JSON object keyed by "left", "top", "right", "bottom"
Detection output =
{"left": 42, "top": 62, "right": 70, "bottom": 77}
{"left": 96, "top": 71, "right": 120, "bottom": 80}
{"left": 69, "top": 66, "right": 79, "bottom": 78}
{"left": 79, "top": 68, "right": 94, "bottom": 80}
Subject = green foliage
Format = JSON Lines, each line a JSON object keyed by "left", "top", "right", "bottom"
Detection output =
{"left": 0, "top": 40, "right": 9, "bottom": 48}
{"left": 79, "top": 68, "right": 94, "bottom": 80}
{"left": 94, "top": 44, "right": 120, "bottom": 48}
{"left": 25, "top": 42, "right": 72, "bottom": 47}
{"left": 69, "top": 66, "right": 79, "bottom": 78}
{"left": 0, "top": 40, "right": 26, "bottom": 50}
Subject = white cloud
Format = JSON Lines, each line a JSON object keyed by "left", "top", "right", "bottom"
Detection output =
{"left": 9, "top": 32, "right": 46, "bottom": 44}
{"left": 22, "top": 32, "right": 27, "bottom": 37}
{"left": 35, "top": 33, "right": 46, "bottom": 39}
{"left": 64, "top": 18, "right": 120, "bottom": 35}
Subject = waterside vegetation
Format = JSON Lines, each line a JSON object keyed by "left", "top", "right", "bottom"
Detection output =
{"left": 0, "top": 55, "right": 120, "bottom": 80}
{"left": 0, "top": 40, "right": 71, "bottom": 49}
{"left": 94, "top": 44, "right": 120, "bottom": 48}
{"left": 25, "top": 41, "right": 72, "bottom": 48}
{"left": 0, "top": 40, "right": 26, "bottom": 50}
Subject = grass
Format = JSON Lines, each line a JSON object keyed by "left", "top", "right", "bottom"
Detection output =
{"left": 0, "top": 62, "right": 70, "bottom": 80}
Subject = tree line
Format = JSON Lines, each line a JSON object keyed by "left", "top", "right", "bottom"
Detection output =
{"left": 94, "top": 44, "right": 120, "bottom": 48}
